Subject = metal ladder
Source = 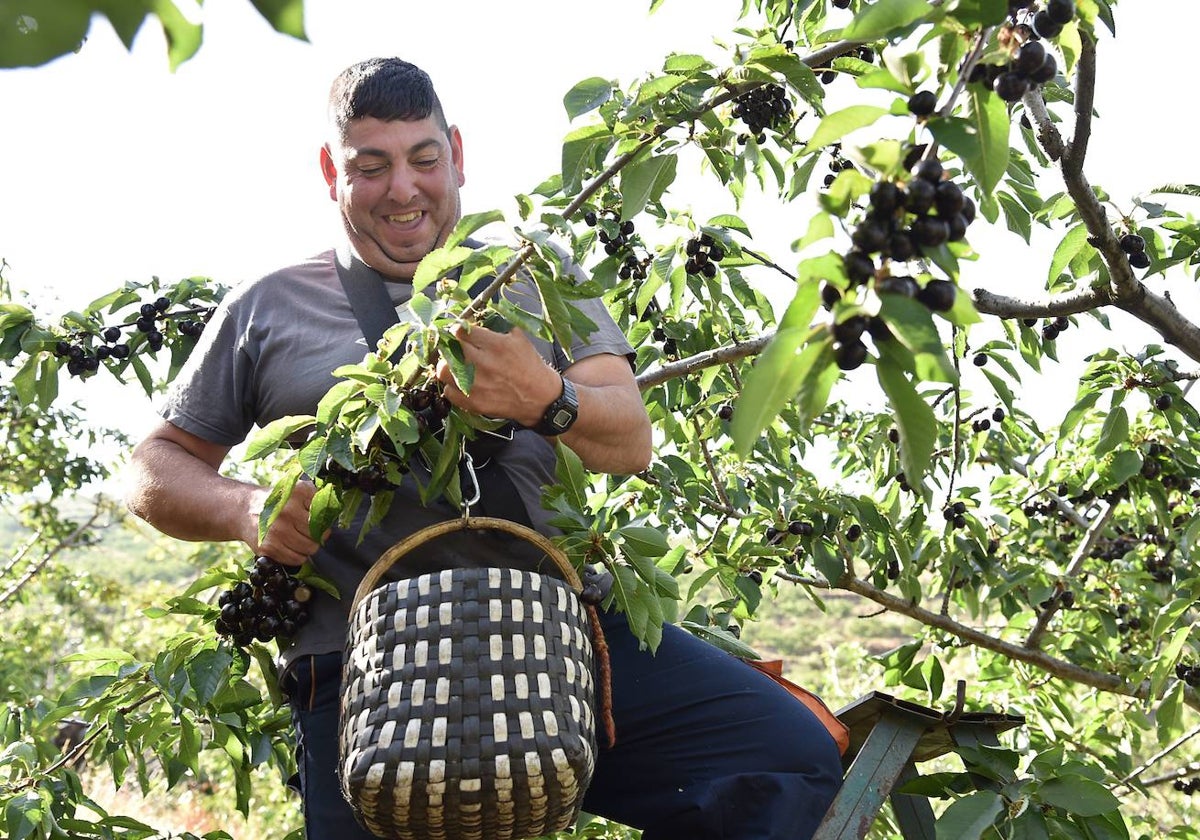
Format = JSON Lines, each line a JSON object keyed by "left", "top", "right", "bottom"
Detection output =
{"left": 813, "top": 684, "right": 1025, "bottom": 839}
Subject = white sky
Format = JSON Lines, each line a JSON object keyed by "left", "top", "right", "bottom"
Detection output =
{"left": 1, "top": 0, "right": 1197, "bottom": 439}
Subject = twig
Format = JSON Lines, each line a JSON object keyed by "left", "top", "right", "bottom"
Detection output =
{"left": 1114, "top": 724, "right": 1200, "bottom": 794}
{"left": 691, "top": 416, "right": 733, "bottom": 511}
{"left": 1024, "top": 501, "right": 1114, "bottom": 650}
{"left": 0, "top": 510, "right": 104, "bottom": 608}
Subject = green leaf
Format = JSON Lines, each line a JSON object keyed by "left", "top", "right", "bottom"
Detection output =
{"left": 794, "top": 341, "right": 840, "bottom": 429}
{"left": 259, "top": 462, "right": 303, "bottom": 543}
{"left": 562, "top": 123, "right": 613, "bottom": 196}
{"left": 245, "top": 415, "right": 315, "bottom": 460}
{"left": 802, "top": 105, "right": 890, "bottom": 153}
{"left": 445, "top": 210, "right": 505, "bottom": 249}
{"left": 930, "top": 93, "right": 1010, "bottom": 197}
{"left": 1105, "top": 449, "right": 1142, "bottom": 488}
{"left": 877, "top": 355, "right": 938, "bottom": 488}
{"left": 706, "top": 213, "right": 752, "bottom": 237}
{"left": 564, "top": 77, "right": 613, "bottom": 119}
{"left": 749, "top": 53, "right": 823, "bottom": 111}
{"left": 680, "top": 621, "right": 761, "bottom": 658}
{"left": 413, "top": 244, "right": 476, "bottom": 295}
{"left": 554, "top": 440, "right": 590, "bottom": 512}
{"left": 152, "top": 0, "right": 204, "bottom": 70}
{"left": 530, "top": 268, "right": 576, "bottom": 355}
{"left": 1048, "top": 224, "right": 1091, "bottom": 286}
{"left": 620, "top": 154, "right": 678, "bottom": 220}
{"left": 793, "top": 212, "right": 835, "bottom": 252}
{"left": 619, "top": 526, "right": 670, "bottom": 558}
{"left": 1153, "top": 628, "right": 1191, "bottom": 709}
{"left": 635, "top": 73, "right": 687, "bottom": 105}
{"left": 1093, "top": 406, "right": 1128, "bottom": 457}
{"left": 730, "top": 325, "right": 813, "bottom": 457}
{"left": 186, "top": 648, "right": 233, "bottom": 706}
{"left": 878, "top": 295, "right": 958, "bottom": 383}
{"left": 5, "top": 790, "right": 44, "bottom": 840}
{"left": 842, "top": 0, "right": 935, "bottom": 40}
{"left": 0, "top": 0, "right": 91, "bottom": 69}
{"left": 247, "top": 0, "right": 307, "bottom": 39}
{"left": 1060, "top": 390, "right": 1100, "bottom": 440}
{"left": 10, "top": 353, "right": 39, "bottom": 407}
{"left": 309, "top": 482, "right": 341, "bottom": 542}
{"left": 1038, "top": 776, "right": 1120, "bottom": 817}
{"left": 935, "top": 791, "right": 1003, "bottom": 840}
{"left": 951, "top": 0, "right": 1010, "bottom": 27}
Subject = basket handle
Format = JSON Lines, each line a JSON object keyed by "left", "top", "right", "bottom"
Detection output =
{"left": 351, "top": 516, "right": 582, "bottom": 612}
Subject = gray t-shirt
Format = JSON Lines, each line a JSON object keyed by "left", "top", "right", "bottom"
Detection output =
{"left": 159, "top": 245, "right": 633, "bottom": 672}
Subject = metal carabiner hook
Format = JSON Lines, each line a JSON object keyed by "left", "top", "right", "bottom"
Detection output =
{"left": 460, "top": 448, "right": 481, "bottom": 518}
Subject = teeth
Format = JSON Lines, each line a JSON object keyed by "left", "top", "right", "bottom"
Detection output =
{"left": 387, "top": 211, "right": 421, "bottom": 223}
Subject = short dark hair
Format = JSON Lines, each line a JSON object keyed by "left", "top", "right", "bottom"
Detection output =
{"left": 327, "top": 58, "right": 449, "bottom": 138}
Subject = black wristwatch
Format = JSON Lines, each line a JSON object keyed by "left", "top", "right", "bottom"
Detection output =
{"left": 528, "top": 375, "right": 579, "bottom": 436}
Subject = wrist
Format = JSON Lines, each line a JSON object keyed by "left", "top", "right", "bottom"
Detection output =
{"left": 522, "top": 373, "right": 579, "bottom": 436}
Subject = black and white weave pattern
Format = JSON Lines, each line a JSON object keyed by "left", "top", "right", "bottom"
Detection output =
{"left": 339, "top": 566, "right": 597, "bottom": 840}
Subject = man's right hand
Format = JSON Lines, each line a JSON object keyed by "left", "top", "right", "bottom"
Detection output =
{"left": 245, "top": 479, "right": 323, "bottom": 567}
{"left": 126, "top": 420, "right": 327, "bottom": 565}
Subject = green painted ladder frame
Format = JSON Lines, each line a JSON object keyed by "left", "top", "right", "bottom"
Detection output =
{"left": 813, "top": 685, "right": 1025, "bottom": 840}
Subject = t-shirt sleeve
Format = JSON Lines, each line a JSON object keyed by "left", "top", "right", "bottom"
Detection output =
{"left": 555, "top": 296, "right": 635, "bottom": 372}
{"left": 157, "top": 292, "right": 257, "bottom": 447}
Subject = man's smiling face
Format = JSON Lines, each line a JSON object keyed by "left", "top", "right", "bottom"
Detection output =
{"left": 320, "top": 115, "right": 466, "bottom": 281}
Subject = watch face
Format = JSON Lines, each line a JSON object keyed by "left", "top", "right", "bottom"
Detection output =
{"left": 550, "top": 407, "right": 575, "bottom": 430}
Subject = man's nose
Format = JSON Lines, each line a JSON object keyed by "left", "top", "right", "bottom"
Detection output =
{"left": 386, "top": 165, "right": 419, "bottom": 204}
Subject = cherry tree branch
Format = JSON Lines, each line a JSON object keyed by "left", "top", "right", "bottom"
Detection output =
{"left": 972, "top": 32, "right": 1200, "bottom": 362}
{"left": 833, "top": 572, "right": 1200, "bottom": 713}
{"left": 0, "top": 509, "right": 104, "bottom": 608}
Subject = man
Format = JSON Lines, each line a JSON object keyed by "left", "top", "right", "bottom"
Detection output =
{"left": 126, "top": 57, "right": 842, "bottom": 839}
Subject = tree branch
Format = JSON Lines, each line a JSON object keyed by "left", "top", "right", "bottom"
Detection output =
{"left": 834, "top": 573, "right": 1200, "bottom": 713}
{"left": 0, "top": 509, "right": 104, "bottom": 608}
{"left": 1025, "top": 501, "right": 1114, "bottom": 650}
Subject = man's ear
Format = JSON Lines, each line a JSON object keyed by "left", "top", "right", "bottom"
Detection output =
{"left": 319, "top": 145, "right": 338, "bottom": 201}
{"left": 448, "top": 125, "right": 466, "bottom": 188}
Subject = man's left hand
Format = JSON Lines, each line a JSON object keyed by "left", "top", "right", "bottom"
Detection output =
{"left": 434, "top": 323, "right": 560, "bottom": 427}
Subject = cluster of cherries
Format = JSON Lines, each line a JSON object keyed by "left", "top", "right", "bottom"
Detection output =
{"left": 1010, "top": 0, "right": 1076, "bottom": 40}
{"left": 942, "top": 501, "right": 970, "bottom": 530}
{"left": 1023, "top": 314, "right": 1071, "bottom": 342}
{"left": 584, "top": 208, "right": 637, "bottom": 258}
{"left": 315, "top": 382, "right": 459, "bottom": 495}
{"left": 970, "top": 38, "right": 1058, "bottom": 102}
{"left": 618, "top": 251, "right": 652, "bottom": 282}
{"left": 1119, "top": 231, "right": 1150, "bottom": 269}
{"left": 683, "top": 233, "right": 726, "bottom": 279}
{"left": 820, "top": 156, "right": 981, "bottom": 370}
{"left": 1173, "top": 778, "right": 1200, "bottom": 795}
{"left": 731, "top": 83, "right": 791, "bottom": 144}
{"left": 1175, "top": 661, "right": 1200, "bottom": 688}
{"left": 215, "top": 555, "right": 313, "bottom": 648}
{"left": 970, "top": 407, "right": 1005, "bottom": 434}
{"left": 52, "top": 296, "right": 211, "bottom": 378}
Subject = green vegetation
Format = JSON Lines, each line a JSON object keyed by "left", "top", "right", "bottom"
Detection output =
{"left": 5, "top": 1, "right": 1200, "bottom": 839}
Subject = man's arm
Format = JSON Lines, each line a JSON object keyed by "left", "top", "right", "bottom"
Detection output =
{"left": 553, "top": 352, "right": 652, "bottom": 475}
{"left": 436, "top": 325, "right": 652, "bottom": 475}
{"left": 125, "top": 420, "right": 321, "bottom": 566}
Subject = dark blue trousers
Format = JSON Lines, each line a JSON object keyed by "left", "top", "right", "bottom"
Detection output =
{"left": 285, "top": 609, "right": 843, "bottom": 839}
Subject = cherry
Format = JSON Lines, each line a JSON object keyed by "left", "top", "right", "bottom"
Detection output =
{"left": 835, "top": 339, "right": 869, "bottom": 370}
{"left": 907, "top": 90, "right": 937, "bottom": 117}
{"left": 916, "top": 279, "right": 956, "bottom": 312}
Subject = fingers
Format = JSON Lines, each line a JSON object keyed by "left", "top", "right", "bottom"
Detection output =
{"left": 250, "top": 481, "right": 322, "bottom": 567}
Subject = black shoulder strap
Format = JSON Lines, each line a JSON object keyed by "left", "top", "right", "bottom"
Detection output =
{"left": 334, "top": 239, "right": 494, "bottom": 359}
{"left": 334, "top": 243, "right": 402, "bottom": 356}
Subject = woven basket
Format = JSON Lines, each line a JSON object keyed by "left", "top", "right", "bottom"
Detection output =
{"left": 338, "top": 516, "right": 598, "bottom": 840}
